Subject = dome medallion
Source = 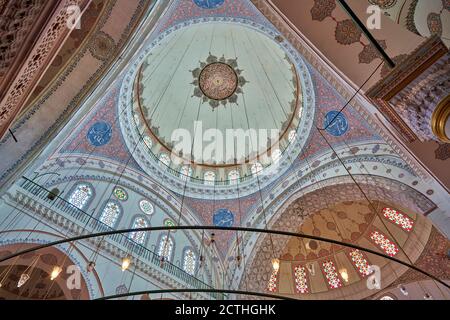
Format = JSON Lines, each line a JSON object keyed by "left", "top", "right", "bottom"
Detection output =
{"left": 199, "top": 62, "right": 238, "bottom": 101}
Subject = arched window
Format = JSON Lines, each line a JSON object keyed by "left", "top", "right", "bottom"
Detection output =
{"left": 370, "top": 231, "right": 398, "bottom": 257}
{"left": 99, "top": 201, "right": 121, "bottom": 228}
{"left": 158, "top": 235, "right": 174, "bottom": 261}
{"left": 139, "top": 200, "right": 154, "bottom": 215}
{"left": 143, "top": 136, "right": 153, "bottom": 149}
{"left": 288, "top": 130, "right": 297, "bottom": 143}
{"left": 180, "top": 166, "right": 193, "bottom": 181}
{"left": 382, "top": 208, "right": 414, "bottom": 232}
{"left": 129, "top": 217, "right": 149, "bottom": 245}
{"left": 322, "top": 260, "right": 342, "bottom": 289}
{"left": 298, "top": 104, "right": 304, "bottom": 118}
{"left": 251, "top": 162, "right": 263, "bottom": 176}
{"left": 271, "top": 149, "right": 282, "bottom": 164}
{"left": 228, "top": 170, "right": 240, "bottom": 185}
{"left": 204, "top": 171, "right": 215, "bottom": 186}
{"left": 294, "top": 265, "right": 309, "bottom": 294}
{"left": 159, "top": 153, "right": 171, "bottom": 167}
{"left": 182, "top": 249, "right": 197, "bottom": 275}
{"left": 68, "top": 183, "right": 93, "bottom": 210}
{"left": 349, "top": 249, "right": 372, "bottom": 277}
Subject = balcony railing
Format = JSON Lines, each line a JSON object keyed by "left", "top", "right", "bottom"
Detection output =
{"left": 17, "top": 176, "right": 224, "bottom": 300}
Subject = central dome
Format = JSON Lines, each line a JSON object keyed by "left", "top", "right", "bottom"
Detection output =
{"left": 120, "top": 19, "right": 316, "bottom": 198}
{"left": 199, "top": 62, "right": 238, "bottom": 100}
{"left": 134, "top": 22, "right": 301, "bottom": 168}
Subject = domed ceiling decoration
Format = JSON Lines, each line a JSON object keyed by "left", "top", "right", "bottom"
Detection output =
{"left": 120, "top": 19, "right": 316, "bottom": 199}
{"left": 0, "top": 0, "right": 448, "bottom": 303}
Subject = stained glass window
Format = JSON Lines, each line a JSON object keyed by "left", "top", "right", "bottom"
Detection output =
{"left": 370, "top": 231, "right": 398, "bottom": 257}
{"left": 322, "top": 260, "right": 342, "bottom": 289}
{"left": 267, "top": 270, "right": 278, "bottom": 292}
{"left": 68, "top": 184, "right": 93, "bottom": 210}
{"left": 204, "top": 171, "right": 215, "bottom": 186}
{"left": 298, "top": 104, "right": 304, "bottom": 118}
{"left": 159, "top": 153, "right": 171, "bottom": 166}
{"left": 288, "top": 130, "right": 297, "bottom": 143}
{"left": 113, "top": 187, "right": 128, "bottom": 201}
{"left": 99, "top": 201, "right": 121, "bottom": 228}
{"left": 180, "top": 166, "right": 193, "bottom": 181}
{"left": 164, "top": 219, "right": 176, "bottom": 228}
{"left": 139, "top": 200, "right": 154, "bottom": 215}
{"left": 183, "top": 249, "right": 197, "bottom": 275}
{"left": 129, "top": 217, "right": 149, "bottom": 244}
{"left": 251, "top": 162, "right": 263, "bottom": 176}
{"left": 271, "top": 149, "right": 282, "bottom": 164}
{"left": 349, "top": 249, "right": 373, "bottom": 277}
{"left": 382, "top": 208, "right": 414, "bottom": 232}
{"left": 294, "top": 265, "right": 309, "bottom": 294}
{"left": 158, "top": 235, "right": 174, "bottom": 261}
{"left": 228, "top": 170, "right": 240, "bottom": 184}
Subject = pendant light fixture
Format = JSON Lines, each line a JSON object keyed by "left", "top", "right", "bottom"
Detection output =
{"left": 306, "top": 263, "right": 315, "bottom": 276}
{"left": 271, "top": 258, "right": 280, "bottom": 272}
{"left": 17, "top": 254, "right": 40, "bottom": 288}
{"left": 17, "top": 273, "right": 31, "bottom": 288}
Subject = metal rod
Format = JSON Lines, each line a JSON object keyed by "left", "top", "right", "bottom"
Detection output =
{"left": 96, "top": 289, "right": 295, "bottom": 301}
{"left": 337, "top": 0, "right": 395, "bottom": 68}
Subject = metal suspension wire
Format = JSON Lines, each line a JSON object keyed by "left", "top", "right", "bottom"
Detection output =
{"left": 96, "top": 288, "right": 294, "bottom": 301}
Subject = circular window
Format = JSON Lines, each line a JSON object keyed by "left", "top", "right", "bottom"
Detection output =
{"left": 113, "top": 187, "right": 128, "bottom": 201}
{"left": 139, "top": 200, "right": 154, "bottom": 215}
{"left": 164, "top": 219, "right": 176, "bottom": 232}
